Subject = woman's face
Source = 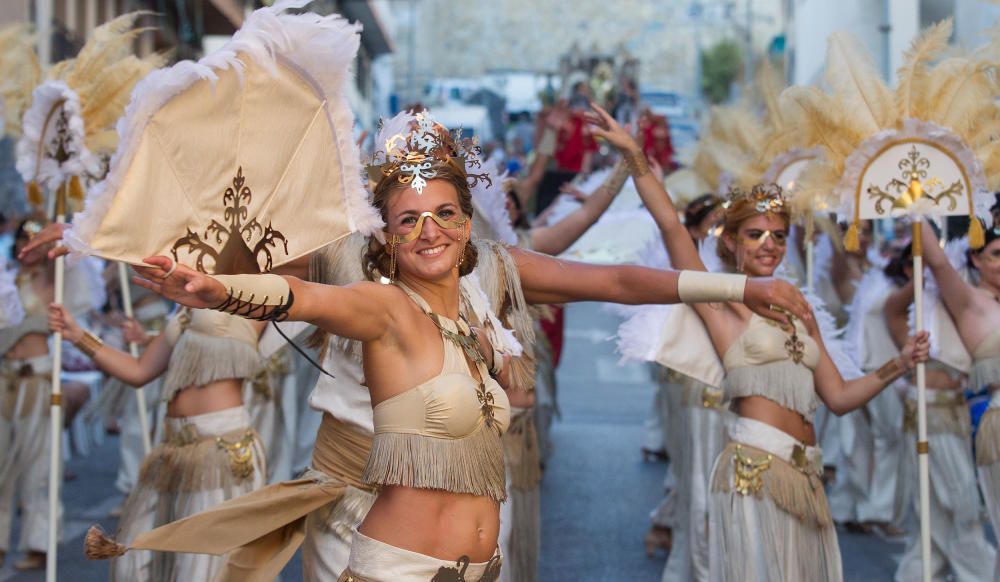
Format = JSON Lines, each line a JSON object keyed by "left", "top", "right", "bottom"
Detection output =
{"left": 384, "top": 179, "right": 470, "bottom": 283}
{"left": 972, "top": 237, "right": 1000, "bottom": 291}
{"left": 723, "top": 213, "right": 788, "bottom": 277}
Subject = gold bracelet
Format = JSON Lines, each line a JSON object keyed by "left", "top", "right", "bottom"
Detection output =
{"left": 876, "top": 357, "right": 905, "bottom": 383}
{"left": 603, "top": 161, "right": 629, "bottom": 196}
{"left": 75, "top": 330, "right": 104, "bottom": 358}
{"left": 623, "top": 149, "right": 650, "bottom": 178}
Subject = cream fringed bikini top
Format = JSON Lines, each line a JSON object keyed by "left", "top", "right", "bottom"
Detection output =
{"left": 364, "top": 284, "right": 511, "bottom": 502}
{"left": 973, "top": 329, "right": 1000, "bottom": 388}
{"left": 722, "top": 313, "right": 822, "bottom": 418}
{"left": 159, "top": 308, "right": 262, "bottom": 403}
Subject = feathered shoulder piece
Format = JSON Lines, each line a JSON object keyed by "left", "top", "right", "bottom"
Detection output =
{"left": 16, "top": 13, "right": 164, "bottom": 210}
{"left": 775, "top": 19, "right": 996, "bottom": 250}
{"left": 0, "top": 24, "right": 41, "bottom": 139}
{"left": 64, "top": 1, "right": 378, "bottom": 276}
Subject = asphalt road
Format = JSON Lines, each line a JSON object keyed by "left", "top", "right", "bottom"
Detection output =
{"left": 0, "top": 302, "right": 951, "bottom": 581}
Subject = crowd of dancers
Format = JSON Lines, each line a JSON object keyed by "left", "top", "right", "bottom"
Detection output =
{"left": 5, "top": 3, "right": 1000, "bottom": 581}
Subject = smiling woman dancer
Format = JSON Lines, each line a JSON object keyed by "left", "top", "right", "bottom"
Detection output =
{"left": 123, "top": 110, "right": 813, "bottom": 580}
{"left": 588, "top": 103, "right": 929, "bottom": 582}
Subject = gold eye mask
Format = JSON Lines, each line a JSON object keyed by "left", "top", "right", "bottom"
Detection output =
{"left": 741, "top": 230, "right": 788, "bottom": 249}
{"left": 387, "top": 211, "right": 468, "bottom": 245}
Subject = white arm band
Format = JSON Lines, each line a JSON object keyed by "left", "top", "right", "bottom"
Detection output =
{"left": 676, "top": 271, "right": 747, "bottom": 304}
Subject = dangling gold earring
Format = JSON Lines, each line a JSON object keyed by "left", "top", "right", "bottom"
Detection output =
{"left": 455, "top": 236, "right": 465, "bottom": 270}
{"left": 387, "top": 239, "right": 398, "bottom": 282}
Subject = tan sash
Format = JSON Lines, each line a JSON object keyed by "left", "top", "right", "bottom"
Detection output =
{"left": 108, "top": 415, "right": 373, "bottom": 582}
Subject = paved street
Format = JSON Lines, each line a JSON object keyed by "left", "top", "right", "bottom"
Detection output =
{"left": 0, "top": 302, "right": 946, "bottom": 581}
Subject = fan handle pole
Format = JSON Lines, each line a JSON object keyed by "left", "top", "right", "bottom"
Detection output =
{"left": 912, "top": 219, "right": 931, "bottom": 582}
{"left": 118, "top": 262, "right": 152, "bottom": 455}
{"left": 45, "top": 184, "right": 67, "bottom": 582}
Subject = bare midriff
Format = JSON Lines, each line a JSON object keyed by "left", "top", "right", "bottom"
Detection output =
{"left": 359, "top": 485, "right": 500, "bottom": 562}
{"left": 735, "top": 395, "right": 816, "bottom": 445}
{"left": 6, "top": 332, "right": 49, "bottom": 361}
{"left": 166, "top": 378, "right": 244, "bottom": 418}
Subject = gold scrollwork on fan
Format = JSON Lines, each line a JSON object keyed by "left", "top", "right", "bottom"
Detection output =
{"left": 171, "top": 167, "right": 288, "bottom": 274}
{"left": 866, "top": 146, "right": 964, "bottom": 215}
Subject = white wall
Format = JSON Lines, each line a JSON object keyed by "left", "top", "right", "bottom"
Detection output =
{"left": 954, "top": 0, "right": 1000, "bottom": 50}
{"left": 792, "top": 0, "right": 918, "bottom": 86}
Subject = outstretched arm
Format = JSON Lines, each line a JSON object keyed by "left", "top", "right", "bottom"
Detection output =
{"left": 132, "top": 256, "right": 398, "bottom": 343}
{"left": 585, "top": 103, "right": 706, "bottom": 273}
{"left": 49, "top": 304, "right": 172, "bottom": 387}
{"left": 508, "top": 246, "right": 812, "bottom": 324}
{"left": 920, "top": 222, "right": 979, "bottom": 342}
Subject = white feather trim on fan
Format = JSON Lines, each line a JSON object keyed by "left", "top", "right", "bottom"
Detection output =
{"left": 0, "top": 256, "right": 24, "bottom": 328}
{"left": 16, "top": 81, "right": 99, "bottom": 189}
{"left": 65, "top": 0, "right": 379, "bottom": 258}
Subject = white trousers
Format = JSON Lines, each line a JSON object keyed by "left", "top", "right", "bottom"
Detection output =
{"left": 114, "top": 383, "right": 158, "bottom": 494}
{"left": 0, "top": 359, "right": 62, "bottom": 553}
{"left": 978, "top": 391, "right": 1000, "bottom": 582}
{"left": 894, "top": 413, "right": 995, "bottom": 582}
{"left": 828, "top": 387, "right": 906, "bottom": 524}
{"left": 662, "top": 392, "right": 726, "bottom": 582}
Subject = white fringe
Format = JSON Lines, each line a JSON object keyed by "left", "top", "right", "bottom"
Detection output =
{"left": 363, "top": 424, "right": 507, "bottom": 502}
{"left": 160, "top": 331, "right": 263, "bottom": 402}
{"left": 65, "top": 1, "right": 380, "bottom": 257}
{"left": 724, "top": 361, "right": 820, "bottom": 418}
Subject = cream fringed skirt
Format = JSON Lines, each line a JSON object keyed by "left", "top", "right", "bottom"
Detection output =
{"left": 709, "top": 417, "right": 842, "bottom": 582}
{"left": 499, "top": 406, "right": 542, "bottom": 582}
{"left": 338, "top": 529, "right": 502, "bottom": 582}
{"left": 110, "top": 405, "right": 265, "bottom": 582}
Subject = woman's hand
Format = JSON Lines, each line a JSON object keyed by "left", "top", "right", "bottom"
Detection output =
{"left": 742, "top": 278, "right": 814, "bottom": 327}
{"left": 49, "top": 303, "right": 83, "bottom": 343}
{"left": 122, "top": 318, "right": 152, "bottom": 347}
{"left": 585, "top": 102, "right": 642, "bottom": 155}
{"left": 18, "top": 222, "right": 69, "bottom": 262}
{"left": 900, "top": 330, "right": 931, "bottom": 370}
{"left": 132, "top": 256, "right": 228, "bottom": 309}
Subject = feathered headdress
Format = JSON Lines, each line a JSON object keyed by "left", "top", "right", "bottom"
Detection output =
{"left": 773, "top": 20, "right": 997, "bottom": 250}
{"left": 64, "top": 1, "right": 378, "bottom": 276}
{"left": 0, "top": 24, "right": 41, "bottom": 139}
{"left": 367, "top": 110, "right": 490, "bottom": 194}
{"left": 15, "top": 13, "right": 164, "bottom": 211}
{"left": 663, "top": 103, "right": 764, "bottom": 209}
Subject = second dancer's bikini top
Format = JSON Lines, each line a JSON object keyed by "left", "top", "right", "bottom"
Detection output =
{"left": 973, "top": 328, "right": 1000, "bottom": 388}
{"left": 722, "top": 313, "right": 821, "bottom": 418}
{"left": 160, "top": 308, "right": 262, "bottom": 403}
{"left": 363, "top": 284, "right": 511, "bottom": 502}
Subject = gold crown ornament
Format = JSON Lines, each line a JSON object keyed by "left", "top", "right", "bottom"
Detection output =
{"left": 366, "top": 111, "right": 491, "bottom": 194}
{"left": 721, "top": 183, "right": 787, "bottom": 215}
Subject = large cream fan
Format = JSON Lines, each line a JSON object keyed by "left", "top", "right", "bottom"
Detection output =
{"left": 65, "top": 2, "right": 382, "bottom": 275}
{"left": 16, "top": 13, "right": 164, "bottom": 210}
